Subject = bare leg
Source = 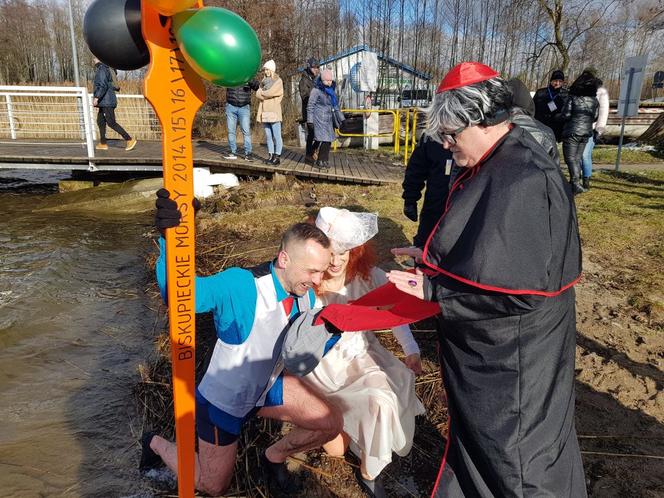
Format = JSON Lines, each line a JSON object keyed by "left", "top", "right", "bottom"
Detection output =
{"left": 323, "top": 432, "right": 350, "bottom": 457}
{"left": 150, "top": 435, "right": 237, "bottom": 496}
{"left": 258, "top": 374, "right": 343, "bottom": 463}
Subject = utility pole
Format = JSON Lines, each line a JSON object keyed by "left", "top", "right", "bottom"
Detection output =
{"left": 67, "top": 0, "right": 81, "bottom": 86}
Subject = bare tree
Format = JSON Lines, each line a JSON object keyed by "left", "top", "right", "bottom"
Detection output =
{"left": 534, "top": 0, "right": 619, "bottom": 72}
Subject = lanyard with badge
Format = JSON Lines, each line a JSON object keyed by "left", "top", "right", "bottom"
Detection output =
{"left": 547, "top": 87, "right": 558, "bottom": 112}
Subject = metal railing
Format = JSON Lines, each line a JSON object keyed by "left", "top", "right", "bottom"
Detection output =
{"left": 0, "top": 86, "right": 160, "bottom": 170}
{"left": 397, "top": 107, "right": 422, "bottom": 165}
{"left": 332, "top": 107, "right": 423, "bottom": 165}
{"left": 334, "top": 108, "right": 400, "bottom": 154}
{"left": 0, "top": 86, "right": 96, "bottom": 165}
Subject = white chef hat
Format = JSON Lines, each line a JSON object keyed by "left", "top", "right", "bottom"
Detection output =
{"left": 315, "top": 206, "right": 378, "bottom": 253}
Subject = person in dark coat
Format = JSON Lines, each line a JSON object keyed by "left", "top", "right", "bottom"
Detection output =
{"left": 224, "top": 79, "right": 259, "bottom": 160}
{"left": 388, "top": 62, "right": 586, "bottom": 498}
{"left": 299, "top": 58, "right": 320, "bottom": 162}
{"left": 402, "top": 135, "right": 453, "bottom": 248}
{"left": 533, "top": 69, "right": 568, "bottom": 142}
{"left": 92, "top": 58, "right": 136, "bottom": 151}
{"left": 561, "top": 71, "right": 600, "bottom": 194}
{"left": 508, "top": 78, "right": 559, "bottom": 164}
{"left": 307, "top": 69, "right": 342, "bottom": 169}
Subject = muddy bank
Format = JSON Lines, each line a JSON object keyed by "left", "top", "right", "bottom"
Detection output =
{"left": 138, "top": 171, "right": 663, "bottom": 497}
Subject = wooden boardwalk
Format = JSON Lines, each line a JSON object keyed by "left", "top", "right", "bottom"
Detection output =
{"left": 0, "top": 140, "right": 405, "bottom": 185}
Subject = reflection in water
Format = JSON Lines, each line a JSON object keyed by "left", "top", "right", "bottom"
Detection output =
{"left": 0, "top": 170, "right": 157, "bottom": 496}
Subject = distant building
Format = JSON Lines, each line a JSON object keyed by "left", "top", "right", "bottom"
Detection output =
{"left": 295, "top": 44, "right": 433, "bottom": 111}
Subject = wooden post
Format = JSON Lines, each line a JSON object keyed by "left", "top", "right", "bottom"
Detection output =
{"left": 142, "top": 3, "right": 206, "bottom": 497}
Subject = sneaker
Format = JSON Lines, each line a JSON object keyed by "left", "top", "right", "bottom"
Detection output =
{"left": 125, "top": 138, "right": 138, "bottom": 151}
{"left": 243, "top": 153, "right": 253, "bottom": 161}
{"left": 223, "top": 153, "right": 238, "bottom": 160}
{"left": 354, "top": 468, "right": 387, "bottom": 498}
{"left": 315, "top": 160, "right": 329, "bottom": 169}
{"left": 271, "top": 154, "right": 281, "bottom": 165}
{"left": 95, "top": 143, "right": 108, "bottom": 151}
{"left": 139, "top": 431, "right": 162, "bottom": 472}
{"left": 259, "top": 452, "right": 302, "bottom": 494}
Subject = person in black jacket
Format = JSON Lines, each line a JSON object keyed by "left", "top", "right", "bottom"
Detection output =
{"left": 299, "top": 58, "right": 320, "bottom": 162}
{"left": 561, "top": 71, "right": 600, "bottom": 194}
{"left": 508, "top": 78, "right": 559, "bottom": 164}
{"left": 92, "top": 58, "right": 136, "bottom": 151}
{"left": 533, "top": 70, "right": 568, "bottom": 142}
{"left": 224, "top": 79, "right": 259, "bottom": 160}
{"left": 402, "top": 135, "right": 453, "bottom": 248}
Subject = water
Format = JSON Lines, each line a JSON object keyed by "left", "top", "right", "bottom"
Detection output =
{"left": 0, "top": 170, "right": 157, "bottom": 497}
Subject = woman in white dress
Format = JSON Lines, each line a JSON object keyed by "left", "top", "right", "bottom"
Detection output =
{"left": 305, "top": 207, "right": 426, "bottom": 497}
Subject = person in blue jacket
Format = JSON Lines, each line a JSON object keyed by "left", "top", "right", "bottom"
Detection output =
{"left": 143, "top": 190, "right": 342, "bottom": 496}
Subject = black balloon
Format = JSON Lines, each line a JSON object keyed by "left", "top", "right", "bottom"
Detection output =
{"left": 84, "top": 0, "right": 149, "bottom": 71}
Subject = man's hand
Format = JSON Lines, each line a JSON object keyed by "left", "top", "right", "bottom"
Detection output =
{"left": 92, "top": 97, "right": 99, "bottom": 107}
{"left": 403, "top": 202, "right": 418, "bottom": 222}
{"left": 155, "top": 188, "right": 201, "bottom": 235}
{"left": 404, "top": 353, "right": 423, "bottom": 375}
{"left": 386, "top": 268, "right": 424, "bottom": 300}
{"left": 391, "top": 246, "right": 424, "bottom": 264}
{"left": 155, "top": 188, "right": 181, "bottom": 233}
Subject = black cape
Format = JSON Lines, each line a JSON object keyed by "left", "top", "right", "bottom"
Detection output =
{"left": 424, "top": 126, "right": 586, "bottom": 497}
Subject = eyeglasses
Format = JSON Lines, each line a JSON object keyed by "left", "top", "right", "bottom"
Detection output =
{"left": 440, "top": 126, "right": 466, "bottom": 145}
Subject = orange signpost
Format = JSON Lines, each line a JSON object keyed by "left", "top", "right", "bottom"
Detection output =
{"left": 142, "top": 3, "right": 206, "bottom": 497}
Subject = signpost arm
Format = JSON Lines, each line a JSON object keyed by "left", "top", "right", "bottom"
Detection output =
{"left": 142, "top": 3, "right": 206, "bottom": 497}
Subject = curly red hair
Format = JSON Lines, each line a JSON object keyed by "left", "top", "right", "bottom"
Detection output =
{"left": 343, "top": 240, "right": 377, "bottom": 283}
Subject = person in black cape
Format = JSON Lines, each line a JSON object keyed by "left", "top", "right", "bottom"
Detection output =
{"left": 388, "top": 62, "right": 586, "bottom": 497}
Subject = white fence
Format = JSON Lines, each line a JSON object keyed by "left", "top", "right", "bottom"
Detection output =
{"left": 0, "top": 86, "right": 160, "bottom": 166}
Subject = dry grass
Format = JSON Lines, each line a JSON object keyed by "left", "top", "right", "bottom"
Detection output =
{"left": 575, "top": 169, "right": 664, "bottom": 327}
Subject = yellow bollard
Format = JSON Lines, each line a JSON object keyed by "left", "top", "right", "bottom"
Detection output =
{"left": 394, "top": 110, "right": 400, "bottom": 156}
{"left": 411, "top": 109, "right": 418, "bottom": 150}
{"left": 403, "top": 109, "right": 410, "bottom": 166}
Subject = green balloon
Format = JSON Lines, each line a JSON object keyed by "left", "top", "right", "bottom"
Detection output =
{"left": 173, "top": 7, "right": 261, "bottom": 87}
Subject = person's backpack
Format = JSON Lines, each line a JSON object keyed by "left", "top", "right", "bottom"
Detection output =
{"left": 109, "top": 67, "right": 120, "bottom": 92}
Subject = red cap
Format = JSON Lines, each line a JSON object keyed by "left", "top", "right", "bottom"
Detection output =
{"left": 436, "top": 62, "right": 499, "bottom": 93}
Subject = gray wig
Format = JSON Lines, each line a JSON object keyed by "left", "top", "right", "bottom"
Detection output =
{"left": 425, "top": 77, "right": 513, "bottom": 143}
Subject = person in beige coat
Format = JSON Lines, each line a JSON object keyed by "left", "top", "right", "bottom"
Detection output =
{"left": 256, "top": 60, "right": 284, "bottom": 165}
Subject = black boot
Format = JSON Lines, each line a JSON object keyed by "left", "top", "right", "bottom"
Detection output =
{"left": 582, "top": 176, "right": 590, "bottom": 190}
{"left": 270, "top": 154, "right": 281, "bottom": 165}
{"left": 264, "top": 153, "right": 273, "bottom": 164}
{"left": 571, "top": 178, "right": 586, "bottom": 195}
{"left": 259, "top": 452, "right": 302, "bottom": 494}
{"left": 139, "top": 431, "right": 162, "bottom": 472}
{"left": 354, "top": 467, "right": 387, "bottom": 498}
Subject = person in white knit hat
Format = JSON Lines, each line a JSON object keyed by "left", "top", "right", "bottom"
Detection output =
{"left": 303, "top": 206, "right": 425, "bottom": 498}
{"left": 256, "top": 59, "right": 284, "bottom": 165}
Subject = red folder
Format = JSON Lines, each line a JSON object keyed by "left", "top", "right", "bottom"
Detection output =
{"left": 315, "top": 280, "right": 441, "bottom": 332}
